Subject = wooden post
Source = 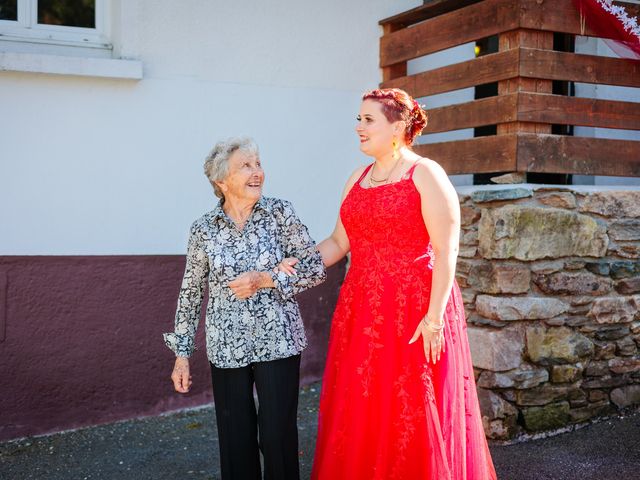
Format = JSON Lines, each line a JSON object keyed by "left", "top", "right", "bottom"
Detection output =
{"left": 498, "top": 29, "right": 554, "bottom": 134}
{"left": 381, "top": 23, "right": 408, "bottom": 83}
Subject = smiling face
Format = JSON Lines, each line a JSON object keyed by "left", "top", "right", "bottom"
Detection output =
{"left": 216, "top": 150, "right": 264, "bottom": 204}
{"left": 356, "top": 99, "right": 405, "bottom": 158}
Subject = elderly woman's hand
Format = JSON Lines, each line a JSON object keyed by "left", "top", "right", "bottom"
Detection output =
{"left": 276, "top": 257, "right": 299, "bottom": 276}
{"left": 171, "top": 356, "right": 192, "bottom": 393}
{"left": 229, "top": 271, "right": 272, "bottom": 299}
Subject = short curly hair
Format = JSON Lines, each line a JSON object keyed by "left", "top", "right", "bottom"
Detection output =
{"left": 203, "top": 137, "right": 259, "bottom": 199}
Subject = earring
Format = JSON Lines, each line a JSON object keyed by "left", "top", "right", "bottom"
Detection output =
{"left": 392, "top": 138, "right": 399, "bottom": 160}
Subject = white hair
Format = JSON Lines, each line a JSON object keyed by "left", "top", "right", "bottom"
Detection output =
{"left": 203, "top": 136, "right": 259, "bottom": 199}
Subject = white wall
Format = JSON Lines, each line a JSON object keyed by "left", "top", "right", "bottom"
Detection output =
{"left": 0, "top": 0, "right": 421, "bottom": 255}
{"left": 573, "top": 36, "right": 640, "bottom": 186}
{"left": 408, "top": 43, "right": 477, "bottom": 186}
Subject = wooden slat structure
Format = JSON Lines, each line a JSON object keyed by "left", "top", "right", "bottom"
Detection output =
{"left": 380, "top": 0, "right": 640, "bottom": 177}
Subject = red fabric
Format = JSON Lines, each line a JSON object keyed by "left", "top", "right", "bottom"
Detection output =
{"left": 572, "top": 0, "right": 640, "bottom": 59}
{"left": 312, "top": 165, "right": 497, "bottom": 480}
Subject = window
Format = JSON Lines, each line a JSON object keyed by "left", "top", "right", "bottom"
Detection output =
{"left": 0, "top": 0, "right": 109, "bottom": 49}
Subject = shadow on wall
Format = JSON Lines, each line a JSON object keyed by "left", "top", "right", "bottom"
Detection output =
{"left": 0, "top": 256, "right": 345, "bottom": 442}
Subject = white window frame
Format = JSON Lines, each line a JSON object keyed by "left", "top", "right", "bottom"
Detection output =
{"left": 0, "top": 0, "right": 110, "bottom": 50}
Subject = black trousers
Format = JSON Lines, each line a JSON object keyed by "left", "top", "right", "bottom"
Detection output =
{"left": 210, "top": 354, "right": 301, "bottom": 480}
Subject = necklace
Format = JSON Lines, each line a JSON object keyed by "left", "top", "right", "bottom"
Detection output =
{"left": 369, "top": 157, "right": 402, "bottom": 187}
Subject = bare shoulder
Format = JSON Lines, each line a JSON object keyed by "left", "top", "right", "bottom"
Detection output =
{"left": 412, "top": 157, "right": 448, "bottom": 183}
{"left": 347, "top": 164, "right": 368, "bottom": 184}
{"left": 341, "top": 164, "right": 369, "bottom": 197}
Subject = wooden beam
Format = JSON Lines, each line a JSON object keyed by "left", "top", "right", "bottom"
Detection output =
{"left": 414, "top": 135, "right": 518, "bottom": 174}
{"left": 380, "top": 48, "right": 520, "bottom": 97}
{"left": 516, "top": 133, "right": 640, "bottom": 177}
{"left": 379, "top": 0, "right": 484, "bottom": 28}
{"left": 380, "top": 0, "right": 518, "bottom": 67}
{"left": 424, "top": 94, "right": 518, "bottom": 134}
{"left": 519, "top": 48, "right": 640, "bottom": 88}
{"left": 518, "top": 0, "right": 625, "bottom": 38}
{"left": 518, "top": 93, "right": 640, "bottom": 130}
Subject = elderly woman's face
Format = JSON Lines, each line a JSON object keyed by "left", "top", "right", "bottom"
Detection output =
{"left": 217, "top": 150, "right": 264, "bottom": 204}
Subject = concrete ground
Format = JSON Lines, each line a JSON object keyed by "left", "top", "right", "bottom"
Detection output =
{"left": 1, "top": 382, "right": 639, "bottom": 480}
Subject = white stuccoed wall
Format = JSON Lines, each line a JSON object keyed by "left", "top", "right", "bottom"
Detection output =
{"left": 3, "top": 2, "right": 638, "bottom": 255}
{"left": 0, "top": 0, "right": 421, "bottom": 255}
{"left": 573, "top": 36, "right": 640, "bottom": 186}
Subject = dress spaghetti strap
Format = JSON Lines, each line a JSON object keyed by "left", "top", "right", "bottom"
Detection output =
{"left": 405, "top": 161, "right": 419, "bottom": 179}
{"left": 355, "top": 164, "right": 374, "bottom": 185}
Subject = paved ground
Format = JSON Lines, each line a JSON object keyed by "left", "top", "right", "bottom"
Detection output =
{"left": 1, "top": 382, "right": 639, "bottom": 480}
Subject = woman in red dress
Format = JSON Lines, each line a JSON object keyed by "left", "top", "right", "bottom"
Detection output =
{"left": 290, "top": 88, "right": 498, "bottom": 479}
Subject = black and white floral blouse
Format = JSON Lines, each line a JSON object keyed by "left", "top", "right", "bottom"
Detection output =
{"left": 163, "top": 196, "right": 326, "bottom": 368}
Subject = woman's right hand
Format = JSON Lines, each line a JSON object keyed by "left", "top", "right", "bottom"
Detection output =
{"left": 171, "top": 356, "right": 192, "bottom": 393}
{"left": 276, "top": 257, "right": 299, "bottom": 276}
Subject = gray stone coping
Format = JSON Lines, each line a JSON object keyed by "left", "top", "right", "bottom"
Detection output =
{"left": 455, "top": 184, "right": 640, "bottom": 195}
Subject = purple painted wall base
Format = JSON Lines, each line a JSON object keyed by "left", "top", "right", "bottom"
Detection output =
{"left": 0, "top": 256, "right": 345, "bottom": 442}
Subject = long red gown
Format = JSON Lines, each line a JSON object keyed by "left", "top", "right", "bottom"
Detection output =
{"left": 311, "top": 164, "right": 497, "bottom": 480}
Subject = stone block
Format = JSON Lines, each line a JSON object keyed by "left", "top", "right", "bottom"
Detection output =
{"left": 609, "top": 220, "right": 640, "bottom": 241}
{"left": 569, "top": 401, "right": 611, "bottom": 423}
{"left": 610, "top": 261, "right": 640, "bottom": 280}
{"left": 471, "top": 188, "right": 533, "bottom": 203}
{"left": 478, "top": 206, "right": 608, "bottom": 260}
{"left": 461, "top": 205, "right": 481, "bottom": 226}
{"left": 522, "top": 402, "right": 571, "bottom": 431}
{"left": 491, "top": 172, "right": 526, "bottom": 184}
{"left": 516, "top": 384, "right": 575, "bottom": 406}
{"left": 594, "top": 325, "right": 631, "bottom": 341}
{"left": 588, "top": 390, "right": 609, "bottom": 403}
{"left": 467, "top": 326, "right": 524, "bottom": 372}
{"left": 537, "top": 192, "right": 577, "bottom": 209}
{"left": 531, "top": 261, "right": 564, "bottom": 274}
{"left": 585, "top": 360, "right": 609, "bottom": 377}
{"left": 616, "top": 277, "right": 640, "bottom": 294}
{"left": 582, "top": 375, "right": 628, "bottom": 389}
{"left": 588, "top": 296, "right": 640, "bottom": 324}
{"left": 477, "top": 364, "right": 549, "bottom": 390}
{"left": 459, "top": 246, "right": 477, "bottom": 258}
{"left": 578, "top": 191, "right": 640, "bottom": 218}
{"left": 594, "top": 341, "right": 617, "bottom": 360}
{"left": 460, "top": 228, "right": 478, "bottom": 246}
{"left": 611, "top": 385, "right": 640, "bottom": 408}
{"left": 468, "top": 264, "right": 530, "bottom": 294}
{"left": 468, "top": 315, "right": 507, "bottom": 328}
{"left": 477, "top": 295, "right": 569, "bottom": 321}
{"left": 477, "top": 388, "right": 518, "bottom": 420}
{"left": 608, "top": 357, "right": 640, "bottom": 374}
{"left": 482, "top": 418, "right": 517, "bottom": 440}
{"left": 616, "top": 337, "right": 637, "bottom": 356}
{"left": 534, "top": 271, "right": 612, "bottom": 296}
{"left": 551, "top": 364, "right": 584, "bottom": 383}
{"left": 526, "top": 326, "right": 594, "bottom": 365}
{"left": 609, "top": 243, "right": 640, "bottom": 259}
{"left": 585, "top": 262, "right": 610, "bottom": 276}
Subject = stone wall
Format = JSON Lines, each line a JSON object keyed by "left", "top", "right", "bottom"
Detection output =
{"left": 456, "top": 185, "right": 640, "bottom": 440}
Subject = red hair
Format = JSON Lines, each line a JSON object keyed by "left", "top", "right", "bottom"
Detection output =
{"left": 362, "top": 88, "right": 427, "bottom": 145}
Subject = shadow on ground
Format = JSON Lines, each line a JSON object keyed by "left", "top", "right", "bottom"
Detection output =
{"left": 1, "top": 382, "right": 639, "bottom": 480}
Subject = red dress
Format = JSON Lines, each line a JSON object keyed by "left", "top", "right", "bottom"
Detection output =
{"left": 312, "top": 164, "right": 497, "bottom": 480}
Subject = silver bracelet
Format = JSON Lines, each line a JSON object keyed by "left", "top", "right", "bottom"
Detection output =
{"left": 421, "top": 317, "right": 444, "bottom": 333}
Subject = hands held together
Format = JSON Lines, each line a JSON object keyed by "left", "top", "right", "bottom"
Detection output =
{"left": 227, "top": 258, "right": 299, "bottom": 299}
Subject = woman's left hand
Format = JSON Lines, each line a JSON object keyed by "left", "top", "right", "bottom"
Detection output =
{"left": 408, "top": 316, "right": 445, "bottom": 364}
{"left": 229, "top": 271, "right": 265, "bottom": 299}
{"left": 276, "top": 257, "right": 299, "bottom": 276}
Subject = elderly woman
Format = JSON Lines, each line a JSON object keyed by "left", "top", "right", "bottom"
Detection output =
{"left": 163, "top": 137, "right": 325, "bottom": 480}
